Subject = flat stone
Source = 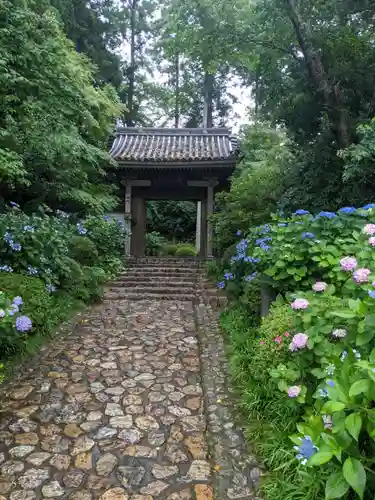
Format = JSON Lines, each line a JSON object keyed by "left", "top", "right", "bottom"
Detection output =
{"left": 40, "top": 425, "right": 60, "bottom": 437}
{"left": 1, "top": 460, "right": 25, "bottom": 477}
{"left": 130, "top": 496, "right": 152, "bottom": 500}
{"left": 69, "top": 490, "right": 92, "bottom": 500}
{"left": 0, "top": 482, "right": 11, "bottom": 495}
{"left": 9, "top": 446, "right": 35, "bottom": 458}
{"left": 134, "top": 373, "right": 155, "bottom": 382}
{"left": 166, "top": 490, "right": 191, "bottom": 500}
{"left": 182, "top": 385, "right": 202, "bottom": 395}
{"left": 86, "top": 475, "right": 112, "bottom": 490}
{"left": 105, "top": 387, "right": 125, "bottom": 396}
{"left": 18, "top": 468, "right": 50, "bottom": 489}
{"left": 101, "top": 362, "right": 118, "bottom": 370}
{"left": 49, "top": 454, "right": 71, "bottom": 470}
{"left": 184, "top": 434, "right": 207, "bottom": 459}
{"left": 75, "top": 453, "right": 92, "bottom": 469}
{"left": 185, "top": 460, "right": 211, "bottom": 481}
{"left": 9, "top": 420, "right": 37, "bottom": 433}
{"left": 118, "top": 428, "right": 143, "bottom": 444}
{"left": 122, "top": 394, "right": 143, "bottom": 406}
{"left": 26, "top": 452, "right": 51, "bottom": 466}
{"left": 96, "top": 453, "right": 118, "bottom": 476}
{"left": 72, "top": 436, "right": 95, "bottom": 455}
{"left": 64, "top": 424, "right": 83, "bottom": 438}
{"left": 100, "top": 488, "right": 128, "bottom": 500}
{"left": 80, "top": 421, "right": 101, "bottom": 432}
{"left": 125, "top": 405, "right": 144, "bottom": 415}
{"left": 123, "top": 446, "right": 157, "bottom": 458}
{"left": 109, "top": 416, "right": 132, "bottom": 429}
{"left": 11, "top": 387, "right": 34, "bottom": 400}
{"left": 90, "top": 382, "right": 105, "bottom": 394}
{"left": 66, "top": 384, "right": 87, "bottom": 394}
{"left": 41, "top": 436, "right": 69, "bottom": 453}
{"left": 10, "top": 491, "right": 36, "bottom": 500}
{"left": 15, "top": 433, "right": 39, "bottom": 445}
{"left": 148, "top": 430, "right": 165, "bottom": 446}
{"left": 186, "top": 397, "right": 202, "bottom": 410}
{"left": 95, "top": 427, "right": 117, "bottom": 439}
{"left": 14, "top": 406, "right": 38, "bottom": 418}
{"left": 116, "top": 466, "right": 145, "bottom": 488}
{"left": 151, "top": 464, "right": 178, "bottom": 479}
{"left": 105, "top": 404, "right": 124, "bottom": 416}
{"left": 195, "top": 485, "right": 213, "bottom": 500}
{"left": 168, "top": 392, "right": 184, "bottom": 402}
{"left": 181, "top": 416, "right": 206, "bottom": 433}
{"left": 140, "top": 481, "right": 168, "bottom": 496}
{"left": 87, "top": 411, "right": 103, "bottom": 421}
{"left": 165, "top": 444, "right": 189, "bottom": 463}
{"left": 226, "top": 487, "right": 253, "bottom": 499}
{"left": 168, "top": 406, "right": 191, "bottom": 417}
{"left": 63, "top": 470, "right": 85, "bottom": 488}
{"left": 135, "top": 416, "right": 159, "bottom": 431}
{"left": 42, "top": 481, "right": 64, "bottom": 497}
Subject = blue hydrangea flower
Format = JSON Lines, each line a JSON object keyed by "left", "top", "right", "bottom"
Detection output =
{"left": 15, "top": 315, "right": 32, "bottom": 332}
{"left": 316, "top": 211, "right": 337, "bottom": 219}
{"left": 245, "top": 272, "right": 257, "bottom": 282}
{"left": 216, "top": 281, "right": 225, "bottom": 289}
{"left": 23, "top": 225, "right": 35, "bottom": 232}
{"left": 338, "top": 207, "right": 356, "bottom": 214}
{"left": 368, "top": 290, "right": 375, "bottom": 299}
{"left": 260, "top": 224, "right": 271, "bottom": 233}
{"left": 236, "top": 239, "right": 248, "bottom": 252}
{"left": 45, "top": 284, "right": 56, "bottom": 293}
{"left": 362, "top": 204, "right": 375, "bottom": 210}
{"left": 8, "top": 304, "right": 19, "bottom": 316}
{"left": 13, "top": 296, "right": 23, "bottom": 306}
{"left": 27, "top": 266, "right": 39, "bottom": 276}
{"left": 327, "top": 379, "right": 335, "bottom": 387}
{"left": 256, "top": 237, "right": 272, "bottom": 245}
{"left": 294, "top": 436, "right": 318, "bottom": 465}
{"left": 302, "top": 232, "right": 315, "bottom": 239}
{"left": 9, "top": 241, "right": 22, "bottom": 251}
{"left": 294, "top": 209, "right": 310, "bottom": 216}
{"left": 260, "top": 243, "right": 271, "bottom": 251}
{"left": 103, "top": 215, "right": 110, "bottom": 221}
{"left": 278, "top": 223, "right": 288, "bottom": 227}
{"left": 56, "top": 209, "right": 69, "bottom": 218}
{"left": 76, "top": 223, "right": 88, "bottom": 235}
{"left": 3, "top": 232, "right": 12, "bottom": 243}
{"left": 236, "top": 230, "right": 242, "bottom": 236}
{"left": 224, "top": 272, "right": 234, "bottom": 280}
{"left": 340, "top": 350, "right": 348, "bottom": 362}
{"left": 9, "top": 201, "right": 20, "bottom": 208}
{"left": 0, "top": 265, "right": 13, "bottom": 273}
{"left": 318, "top": 388, "right": 328, "bottom": 398}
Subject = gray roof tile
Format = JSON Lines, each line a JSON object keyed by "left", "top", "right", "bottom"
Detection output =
{"left": 110, "top": 127, "right": 238, "bottom": 162}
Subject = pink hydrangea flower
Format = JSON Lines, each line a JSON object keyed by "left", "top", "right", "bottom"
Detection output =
{"left": 363, "top": 224, "right": 375, "bottom": 235}
{"left": 291, "top": 298, "right": 309, "bottom": 310}
{"left": 372, "top": 281, "right": 375, "bottom": 288}
{"left": 353, "top": 268, "right": 371, "bottom": 284}
{"left": 312, "top": 281, "right": 328, "bottom": 292}
{"left": 287, "top": 386, "right": 301, "bottom": 398}
{"left": 340, "top": 256, "right": 357, "bottom": 271}
{"left": 284, "top": 332, "right": 290, "bottom": 337}
{"left": 369, "top": 237, "right": 375, "bottom": 246}
{"left": 260, "top": 340, "right": 265, "bottom": 345}
{"left": 290, "top": 333, "right": 308, "bottom": 350}
{"left": 274, "top": 336, "right": 282, "bottom": 344}
{"left": 332, "top": 328, "right": 347, "bottom": 338}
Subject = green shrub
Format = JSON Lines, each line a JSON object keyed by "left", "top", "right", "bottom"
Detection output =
{"left": 145, "top": 231, "right": 165, "bottom": 256}
{"left": 84, "top": 215, "right": 126, "bottom": 258}
{"left": 175, "top": 244, "right": 197, "bottom": 256}
{"left": 161, "top": 243, "right": 178, "bottom": 256}
{"left": 69, "top": 235, "right": 99, "bottom": 266}
{"left": 0, "top": 273, "right": 53, "bottom": 334}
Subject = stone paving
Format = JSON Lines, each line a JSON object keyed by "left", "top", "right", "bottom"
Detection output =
{"left": 0, "top": 266, "right": 260, "bottom": 500}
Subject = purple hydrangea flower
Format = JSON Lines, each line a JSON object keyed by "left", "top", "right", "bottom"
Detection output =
{"left": 340, "top": 256, "right": 357, "bottom": 271}
{"left": 15, "top": 315, "right": 32, "bottom": 332}
{"left": 289, "top": 333, "right": 309, "bottom": 350}
{"left": 288, "top": 386, "right": 301, "bottom": 398}
{"left": 8, "top": 304, "right": 19, "bottom": 316}
{"left": 363, "top": 224, "right": 375, "bottom": 235}
{"left": 224, "top": 272, "right": 234, "bottom": 280}
{"left": 13, "top": 296, "right": 23, "bottom": 306}
{"left": 291, "top": 298, "right": 309, "bottom": 310}
{"left": 312, "top": 281, "right": 328, "bottom": 292}
{"left": 353, "top": 268, "right": 371, "bottom": 284}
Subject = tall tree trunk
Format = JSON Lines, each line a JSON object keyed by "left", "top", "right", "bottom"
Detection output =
{"left": 174, "top": 53, "right": 180, "bottom": 128}
{"left": 203, "top": 72, "right": 214, "bottom": 128}
{"left": 285, "top": 0, "right": 350, "bottom": 147}
{"left": 126, "top": 0, "right": 137, "bottom": 127}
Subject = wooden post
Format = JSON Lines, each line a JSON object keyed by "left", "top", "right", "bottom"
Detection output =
{"left": 196, "top": 201, "right": 201, "bottom": 254}
{"left": 124, "top": 182, "right": 132, "bottom": 257}
{"left": 131, "top": 197, "right": 146, "bottom": 257}
{"left": 199, "top": 198, "right": 207, "bottom": 258}
{"left": 207, "top": 185, "right": 214, "bottom": 258}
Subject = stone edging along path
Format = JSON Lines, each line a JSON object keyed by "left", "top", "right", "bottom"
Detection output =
{"left": 0, "top": 267, "right": 261, "bottom": 500}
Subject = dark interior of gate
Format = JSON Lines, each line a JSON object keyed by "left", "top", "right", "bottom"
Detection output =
{"left": 109, "top": 127, "right": 238, "bottom": 257}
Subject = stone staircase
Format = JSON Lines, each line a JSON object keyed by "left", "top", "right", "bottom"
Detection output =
{"left": 105, "top": 257, "right": 200, "bottom": 301}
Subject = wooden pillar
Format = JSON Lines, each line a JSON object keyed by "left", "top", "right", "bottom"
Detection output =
{"left": 207, "top": 185, "right": 214, "bottom": 258}
{"left": 124, "top": 182, "right": 132, "bottom": 257}
{"left": 196, "top": 201, "right": 201, "bottom": 254}
{"left": 131, "top": 197, "right": 146, "bottom": 257}
{"left": 199, "top": 198, "right": 207, "bottom": 258}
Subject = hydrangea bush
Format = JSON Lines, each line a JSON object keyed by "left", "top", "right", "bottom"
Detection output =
{"left": 0, "top": 291, "right": 32, "bottom": 354}
{"left": 218, "top": 203, "right": 375, "bottom": 499}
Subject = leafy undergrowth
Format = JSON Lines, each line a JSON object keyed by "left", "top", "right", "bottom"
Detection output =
{"left": 220, "top": 304, "right": 331, "bottom": 500}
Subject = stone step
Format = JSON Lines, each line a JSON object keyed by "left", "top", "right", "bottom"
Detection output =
{"left": 127, "top": 258, "right": 200, "bottom": 267}
{"left": 121, "top": 269, "right": 197, "bottom": 277}
{"left": 107, "top": 286, "right": 195, "bottom": 295}
{"left": 111, "top": 280, "right": 195, "bottom": 288}
{"left": 105, "top": 291, "right": 195, "bottom": 301}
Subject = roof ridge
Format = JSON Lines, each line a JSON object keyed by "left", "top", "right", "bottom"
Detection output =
{"left": 115, "top": 127, "right": 232, "bottom": 136}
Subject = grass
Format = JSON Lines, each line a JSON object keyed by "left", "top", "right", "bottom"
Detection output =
{"left": 220, "top": 303, "right": 328, "bottom": 500}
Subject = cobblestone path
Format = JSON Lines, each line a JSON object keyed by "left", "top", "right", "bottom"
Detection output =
{"left": 0, "top": 261, "right": 260, "bottom": 500}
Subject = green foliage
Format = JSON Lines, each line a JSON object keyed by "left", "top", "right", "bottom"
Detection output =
{"left": 161, "top": 243, "right": 178, "bottom": 256}
{"left": 147, "top": 201, "right": 197, "bottom": 242}
{"left": 69, "top": 236, "right": 99, "bottom": 266}
{"left": 145, "top": 231, "right": 166, "bottom": 256}
{"left": 175, "top": 244, "right": 197, "bottom": 257}
{"left": 0, "top": 0, "right": 123, "bottom": 212}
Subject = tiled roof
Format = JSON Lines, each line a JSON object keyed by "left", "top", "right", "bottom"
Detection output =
{"left": 110, "top": 127, "right": 238, "bottom": 163}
